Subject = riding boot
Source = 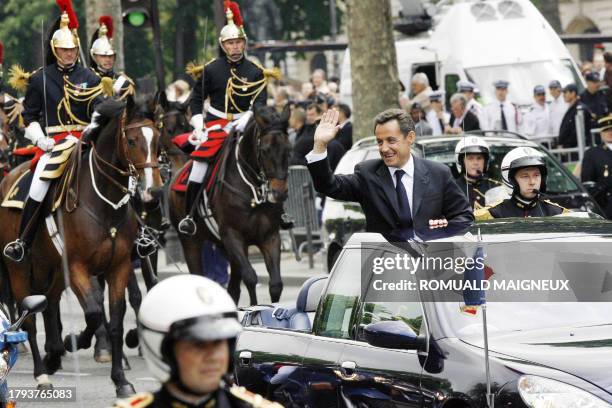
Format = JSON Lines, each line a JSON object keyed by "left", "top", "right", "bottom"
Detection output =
{"left": 178, "top": 181, "right": 203, "bottom": 236}
{"left": 3, "top": 198, "right": 43, "bottom": 262}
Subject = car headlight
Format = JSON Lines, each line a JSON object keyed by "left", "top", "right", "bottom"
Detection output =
{"left": 0, "top": 350, "right": 9, "bottom": 382}
{"left": 518, "top": 375, "right": 610, "bottom": 408}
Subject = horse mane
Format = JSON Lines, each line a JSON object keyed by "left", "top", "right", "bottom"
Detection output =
{"left": 83, "top": 98, "right": 126, "bottom": 143}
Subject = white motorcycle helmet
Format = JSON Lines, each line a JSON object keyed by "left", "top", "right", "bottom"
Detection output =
{"left": 454, "top": 136, "right": 490, "bottom": 175}
{"left": 138, "top": 275, "right": 242, "bottom": 383}
{"left": 500, "top": 146, "right": 547, "bottom": 193}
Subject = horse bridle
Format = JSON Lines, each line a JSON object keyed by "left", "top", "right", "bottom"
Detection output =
{"left": 89, "top": 113, "right": 160, "bottom": 209}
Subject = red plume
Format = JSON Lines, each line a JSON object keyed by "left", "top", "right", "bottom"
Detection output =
{"left": 0, "top": 42, "right": 4, "bottom": 65}
{"left": 99, "top": 16, "right": 114, "bottom": 39}
{"left": 56, "top": 0, "right": 79, "bottom": 30}
{"left": 224, "top": 1, "right": 243, "bottom": 27}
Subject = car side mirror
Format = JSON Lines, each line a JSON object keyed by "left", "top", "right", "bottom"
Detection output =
{"left": 363, "top": 320, "right": 426, "bottom": 350}
{"left": 582, "top": 181, "right": 601, "bottom": 197}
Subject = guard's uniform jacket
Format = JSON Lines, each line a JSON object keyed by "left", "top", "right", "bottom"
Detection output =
{"left": 455, "top": 175, "right": 502, "bottom": 209}
{"left": 581, "top": 143, "right": 612, "bottom": 219}
{"left": 475, "top": 196, "right": 569, "bottom": 220}
{"left": 111, "top": 384, "right": 283, "bottom": 408}
{"left": 189, "top": 56, "right": 267, "bottom": 162}
{"left": 191, "top": 56, "right": 266, "bottom": 122}
{"left": 23, "top": 63, "right": 101, "bottom": 131}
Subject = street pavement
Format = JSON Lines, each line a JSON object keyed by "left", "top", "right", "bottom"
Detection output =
{"left": 8, "top": 249, "right": 326, "bottom": 407}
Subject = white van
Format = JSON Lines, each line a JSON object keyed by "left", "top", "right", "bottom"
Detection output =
{"left": 340, "top": 0, "right": 584, "bottom": 108}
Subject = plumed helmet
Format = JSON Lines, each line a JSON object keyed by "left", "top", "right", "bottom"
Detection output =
{"left": 501, "top": 146, "right": 547, "bottom": 193}
{"left": 90, "top": 16, "right": 115, "bottom": 58}
{"left": 454, "top": 136, "right": 490, "bottom": 174}
{"left": 219, "top": 1, "right": 247, "bottom": 45}
{"left": 51, "top": 0, "right": 79, "bottom": 51}
{"left": 138, "top": 275, "right": 242, "bottom": 383}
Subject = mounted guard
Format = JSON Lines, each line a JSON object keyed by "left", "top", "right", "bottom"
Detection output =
{"left": 178, "top": 0, "right": 281, "bottom": 236}
{"left": 89, "top": 15, "right": 135, "bottom": 100}
{"left": 3, "top": 0, "right": 108, "bottom": 262}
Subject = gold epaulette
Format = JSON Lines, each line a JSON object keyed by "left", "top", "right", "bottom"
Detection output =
{"left": 8, "top": 65, "right": 41, "bottom": 93}
{"left": 228, "top": 385, "right": 284, "bottom": 407}
{"left": 543, "top": 199, "right": 570, "bottom": 214}
{"left": 488, "top": 178, "right": 503, "bottom": 186}
{"left": 110, "top": 392, "right": 153, "bottom": 408}
{"left": 186, "top": 58, "right": 215, "bottom": 81}
{"left": 250, "top": 59, "right": 282, "bottom": 81}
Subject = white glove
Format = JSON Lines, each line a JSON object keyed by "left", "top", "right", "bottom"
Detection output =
{"left": 235, "top": 110, "right": 253, "bottom": 132}
{"left": 24, "top": 122, "right": 45, "bottom": 144}
{"left": 190, "top": 114, "right": 204, "bottom": 131}
{"left": 36, "top": 137, "right": 56, "bottom": 151}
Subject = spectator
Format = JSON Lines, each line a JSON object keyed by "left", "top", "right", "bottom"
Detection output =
{"left": 288, "top": 106, "right": 306, "bottom": 146}
{"left": 311, "top": 68, "right": 329, "bottom": 94}
{"left": 558, "top": 83, "right": 592, "bottom": 148}
{"left": 335, "top": 103, "right": 353, "bottom": 150}
{"left": 410, "top": 103, "right": 433, "bottom": 136}
{"left": 446, "top": 93, "right": 481, "bottom": 134}
{"left": 301, "top": 81, "right": 315, "bottom": 101}
{"left": 482, "top": 80, "right": 521, "bottom": 132}
{"left": 548, "top": 80, "right": 569, "bottom": 136}
{"left": 523, "top": 85, "right": 550, "bottom": 138}
{"left": 291, "top": 105, "right": 345, "bottom": 170}
{"left": 165, "top": 79, "right": 191, "bottom": 103}
{"left": 407, "top": 73, "right": 433, "bottom": 113}
{"left": 425, "top": 91, "right": 450, "bottom": 136}
{"left": 457, "top": 80, "right": 485, "bottom": 125}
{"left": 580, "top": 71, "right": 608, "bottom": 121}
{"left": 274, "top": 86, "right": 290, "bottom": 113}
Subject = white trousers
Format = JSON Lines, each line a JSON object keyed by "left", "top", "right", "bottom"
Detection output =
{"left": 188, "top": 161, "right": 208, "bottom": 183}
{"left": 29, "top": 153, "right": 51, "bottom": 203}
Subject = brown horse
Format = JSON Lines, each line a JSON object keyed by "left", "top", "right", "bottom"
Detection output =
{"left": 0, "top": 97, "right": 163, "bottom": 397}
{"left": 169, "top": 105, "right": 291, "bottom": 305}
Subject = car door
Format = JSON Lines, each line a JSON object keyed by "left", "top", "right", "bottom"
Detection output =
{"left": 337, "top": 297, "right": 428, "bottom": 407}
{"left": 299, "top": 247, "right": 364, "bottom": 408}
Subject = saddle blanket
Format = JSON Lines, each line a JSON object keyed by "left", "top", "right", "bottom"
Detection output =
{"left": 191, "top": 119, "right": 231, "bottom": 160}
{"left": 22, "top": 131, "right": 81, "bottom": 173}
{"left": 171, "top": 157, "right": 224, "bottom": 194}
{"left": 1, "top": 169, "right": 33, "bottom": 209}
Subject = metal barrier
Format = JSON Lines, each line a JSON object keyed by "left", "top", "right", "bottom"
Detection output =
{"left": 284, "top": 165, "right": 322, "bottom": 266}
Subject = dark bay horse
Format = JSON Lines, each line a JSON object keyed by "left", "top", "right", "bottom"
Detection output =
{"left": 0, "top": 97, "right": 163, "bottom": 397}
{"left": 169, "top": 105, "right": 291, "bottom": 305}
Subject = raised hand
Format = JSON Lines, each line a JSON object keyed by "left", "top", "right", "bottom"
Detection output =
{"left": 313, "top": 109, "right": 340, "bottom": 153}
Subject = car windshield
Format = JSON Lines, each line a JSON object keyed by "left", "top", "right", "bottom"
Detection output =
{"left": 418, "top": 139, "right": 580, "bottom": 194}
{"left": 437, "top": 302, "right": 612, "bottom": 339}
{"left": 466, "top": 59, "right": 583, "bottom": 106}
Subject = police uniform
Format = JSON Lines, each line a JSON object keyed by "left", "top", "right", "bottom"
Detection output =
{"left": 482, "top": 80, "right": 521, "bottom": 132}
{"left": 581, "top": 115, "right": 612, "bottom": 218}
{"left": 523, "top": 86, "right": 550, "bottom": 138}
{"left": 455, "top": 176, "right": 502, "bottom": 210}
{"left": 475, "top": 197, "right": 568, "bottom": 219}
{"left": 580, "top": 72, "right": 609, "bottom": 120}
{"left": 111, "top": 384, "right": 283, "bottom": 408}
{"left": 89, "top": 16, "right": 135, "bottom": 100}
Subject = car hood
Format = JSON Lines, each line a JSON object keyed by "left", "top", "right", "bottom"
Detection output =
{"left": 462, "top": 324, "right": 612, "bottom": 394}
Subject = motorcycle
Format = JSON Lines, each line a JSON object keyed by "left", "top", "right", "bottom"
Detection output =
{"left": 0, "top": 296, "right": 47, "bottom": 408}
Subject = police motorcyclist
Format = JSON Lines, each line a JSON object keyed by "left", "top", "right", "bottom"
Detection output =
{"left": 454, "top": 136, "right": 502, "bottom": 210}
{"left": 475, "top": 146, "right": 569, "bottom": 219}
{"left": 581, "top": 114, "right": 612, "bottom": 219}
{"left": 111, "top": 275, "right": 281, "bottom": 407}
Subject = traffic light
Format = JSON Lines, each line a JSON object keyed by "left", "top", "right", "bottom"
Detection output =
{"left": 122, "top": 0, "right": 151, "bottom": 28}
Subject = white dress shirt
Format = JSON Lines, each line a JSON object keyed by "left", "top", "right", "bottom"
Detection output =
{"left": 548, "top": 96, "right": 569, "bottom": 136}
{"left": 466, "top": 98, "right": 485, "bottom": 125}
{"left": 426, "top": 110, "right": 449, "bottom": 136}
{"left": 523, "top": 102, "right": 550, "bottom": 138}
{"left": 483, "top": 100, "right": 521, "bottom": 132}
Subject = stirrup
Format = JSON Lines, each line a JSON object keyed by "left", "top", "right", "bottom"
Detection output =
{"left": 178, "top": 216, "right": 197, "bottom": 236}
{"left": 3, "top": 239, "right": 27, "bottom": 263}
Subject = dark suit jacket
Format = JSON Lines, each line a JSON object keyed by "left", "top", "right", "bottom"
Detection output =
{"left": 308, "top": 155, "right": 474, "bottom": 240}
{"left": 449, "top": 110, "right": 480, "bottom": 132}
{"left": 291, "top": 124, "right": 346, "bottom": 170}
{"left": 336, "top": 121, "right": 353, "bottom": 151}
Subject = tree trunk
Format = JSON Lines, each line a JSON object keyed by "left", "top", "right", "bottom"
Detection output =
{"left": 539, "top": 0, "right": 563, "bottom": 33}
{"left": 346, "top": 0, "right": 400, "bottom": 141}
{"left": 85, "top": 0, "right": 125, "bottom": 71}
